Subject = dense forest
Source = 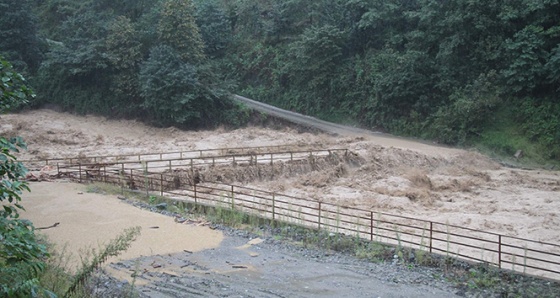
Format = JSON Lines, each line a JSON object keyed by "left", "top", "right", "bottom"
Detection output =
{"left": 1, "top": 0, "right": 559, "bottom": 162}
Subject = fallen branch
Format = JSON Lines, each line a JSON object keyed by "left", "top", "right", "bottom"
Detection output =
{"left": 36, "top": 222, "right": 60, "bottom": 230}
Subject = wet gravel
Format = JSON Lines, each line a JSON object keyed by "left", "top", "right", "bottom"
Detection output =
{"left": 88, "top": 197, "right": 559, "bottom": 298}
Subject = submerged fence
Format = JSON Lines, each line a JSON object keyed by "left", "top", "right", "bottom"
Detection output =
{"left": 21, "top": 144, "right": 312, "bottom": 169}
{"left": 38, "top": 147, "right": 560, "bottom": 281}
{"left": 55, "top": 148, "right": 349, "bottom": 178}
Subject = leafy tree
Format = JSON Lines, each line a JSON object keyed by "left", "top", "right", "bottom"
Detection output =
{"left": 105, "top": 16, "right": 143, "bottom": 114}
{"left": 501, "top": 25, "right": 549, "bottom": 95}
{"left": 285, "top": 25, "right": 347, "bottom": 113}
{"left": 193, "top": 0, "right": 232, "bottom": 57}
{"left": 346, "top": 0, "right": 418, "bottom": 52}
{"left": 0, "top": 56, "right": 50, "bottom": 297}
{"left": 33, "top": 0, "right": 81, "bottom": 40}
{"left": 94, "top": 0, "right": 155, "bottom": 21}
{"left": 0, "top": 0, "right": 43, "bottom": 73}
{"left": 428, "top": 72, "right": 502, "bottom": 145}
{"left": 0, "top": 58, "right": 34, "bottom": 112}
{"left": 545, "top": 43, "right": 560, "bottom": 90}
{"left": 34, "top": 3, "right": 114, "bottom": 113}
{"left": 139, "top": 45, "right": 208, "bottom": 126}
{"left": 517, "top": 100, "right": 560, "bottom": 159}
{"left": 289, "top": 25, "right": 346, "bottom": 83}
{"left": 106, "top": 16, "right": 142, "bottom": 71}
{"left": 158, "top": 0, "right": 205, "bottom": 63}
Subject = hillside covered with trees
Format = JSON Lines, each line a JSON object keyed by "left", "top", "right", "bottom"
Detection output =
{"left": 1, "top": 0, "right": 559, "bottom": 163}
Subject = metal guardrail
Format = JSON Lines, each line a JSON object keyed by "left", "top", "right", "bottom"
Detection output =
{"left": 45, "top": 150, "right": 560, "bottom": 281}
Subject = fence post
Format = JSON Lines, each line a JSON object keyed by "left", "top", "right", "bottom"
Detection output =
{"left": 146, "top": 173, "right": 151, "bottom": 195}
{"left": 498, "top": 235, "right": 502, "bottom": 269}
{"left": 318, "top": 202, "right": 322, "bottom": 230}
{"left": 168, "top": 160, "right": 172, "bottom": 171}
{"left": 103, "top": 165, "right": 107, "bottom": 182}
{"left": 79, "top": 163, "right": 82, "bottom": 182}
{"left": 272, "top": 193, "right": 276, "bottom": 221}
{"left": 56, "top": 163, "right": 59, "bottom": 177}
{"left": 370, "top": 211, "right": 374, "bottom": 241}
{"left": 194, "top": 184, "right": 197, "bottom": 204}
{"left": 429, "top": 222, "right": 433, "bottom": 253}
{"left": 231, "top": 185, "right": 235, "bottom": 210}
{"left": 160, "top": 173, "right": 164, "bottom": 196}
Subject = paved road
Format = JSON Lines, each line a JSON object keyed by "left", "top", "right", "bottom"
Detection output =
{"left": 233, "top": 95, "right": 375, "bottom": 136}
{"left": 232, "top": 95, "right": 462, "bottom": 155}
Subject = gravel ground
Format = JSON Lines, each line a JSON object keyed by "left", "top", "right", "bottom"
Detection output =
{"left": 99, "top": 230, "right": 461, "bottom": 298}
{"left": 85, "top": 199, "right": 464, "bottom": 298}
{"left": 83, "top": 199, "right": 560, "bottom": 298}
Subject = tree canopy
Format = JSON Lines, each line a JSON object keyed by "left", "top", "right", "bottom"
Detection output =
{"left": 0, "top": 0, "right": 558, "bottom": 161}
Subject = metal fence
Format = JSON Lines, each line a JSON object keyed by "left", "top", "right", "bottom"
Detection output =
{"left": 45, "top": 150, "right": 560, "bottom": 281}
{"left": 55, "top": 148, "right": 349, "bottom": 179}
{"left": 21, "top": 144, "right": 312, "bottom": 169}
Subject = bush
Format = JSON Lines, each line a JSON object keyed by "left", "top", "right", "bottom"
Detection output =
{"left": 1, "top": 56, "right": 50, "bottom": 297}
{"left": 516, "top": 100, "right": 560, "bottom": 160}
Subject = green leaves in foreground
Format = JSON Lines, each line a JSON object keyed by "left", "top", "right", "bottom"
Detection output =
{"left": 1, "top": 56, "right": 49, "bottom": 298}
{"left": 0, "top": 137, "right": 49, "bottom": 298}
{"left": 0, "top": 57, "right": 35, "bottom": 113}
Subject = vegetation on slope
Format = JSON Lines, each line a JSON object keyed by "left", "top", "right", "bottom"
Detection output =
{"left": 1, "top": 0, "right": 559, "bottom": 163}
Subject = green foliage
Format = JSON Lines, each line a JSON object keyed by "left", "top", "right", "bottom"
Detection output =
{"left": 105, "top": 16, "right": 143, "bottom": 114}
{"left": 516, "top": 100, "right": 560, "bottom": 160}
{"left": 64, "top": 227, "right": 141, "bottom": 298}
{"left": 34, "top": 2, "right": 115, "bottom": 114}
{"left": 502, "top": 25, "right": 548, "bottom": 95}
{"left": 16, "top": 0, "right": 560, "bottom": 162}
{"left": 0, "top": 0, "right": 44, "bottom": 73}
{"left": 158, "top": 0, "right": 205, "bottom": 63}
{"left": 0, "top": 217, "right": 50, "bottom": 298}
{"left": 0, "top": 57, "right": 35, "bottom": 112}
{"left": 207, "top": 0, "right": 560, "bottom": 163}
{"left": 139, "top": 45, "right": 204, "bottom": 126}
{"left": 106, "top": 16, "right": 142, "bottom": 71}
{"left": 289, "top": 25, "right": 346, "bottom": 85}
{"left": 193, "top": 0, "right": 232, "bottom": 57}
{"left": 428, "top": 72, "right": 502, "bottom": 145}
{"left": 1, "top": 57, "right": 50, "bottom": 298}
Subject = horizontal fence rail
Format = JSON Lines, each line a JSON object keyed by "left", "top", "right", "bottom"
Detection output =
{"left": 35, "top": 150, "right": 560, "bottom": 281}
{"left": 55, "top": 149, "right": 349, "bottom": 179}
{"left": 20, "top": 144, "right": 312, "bottom": 169}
